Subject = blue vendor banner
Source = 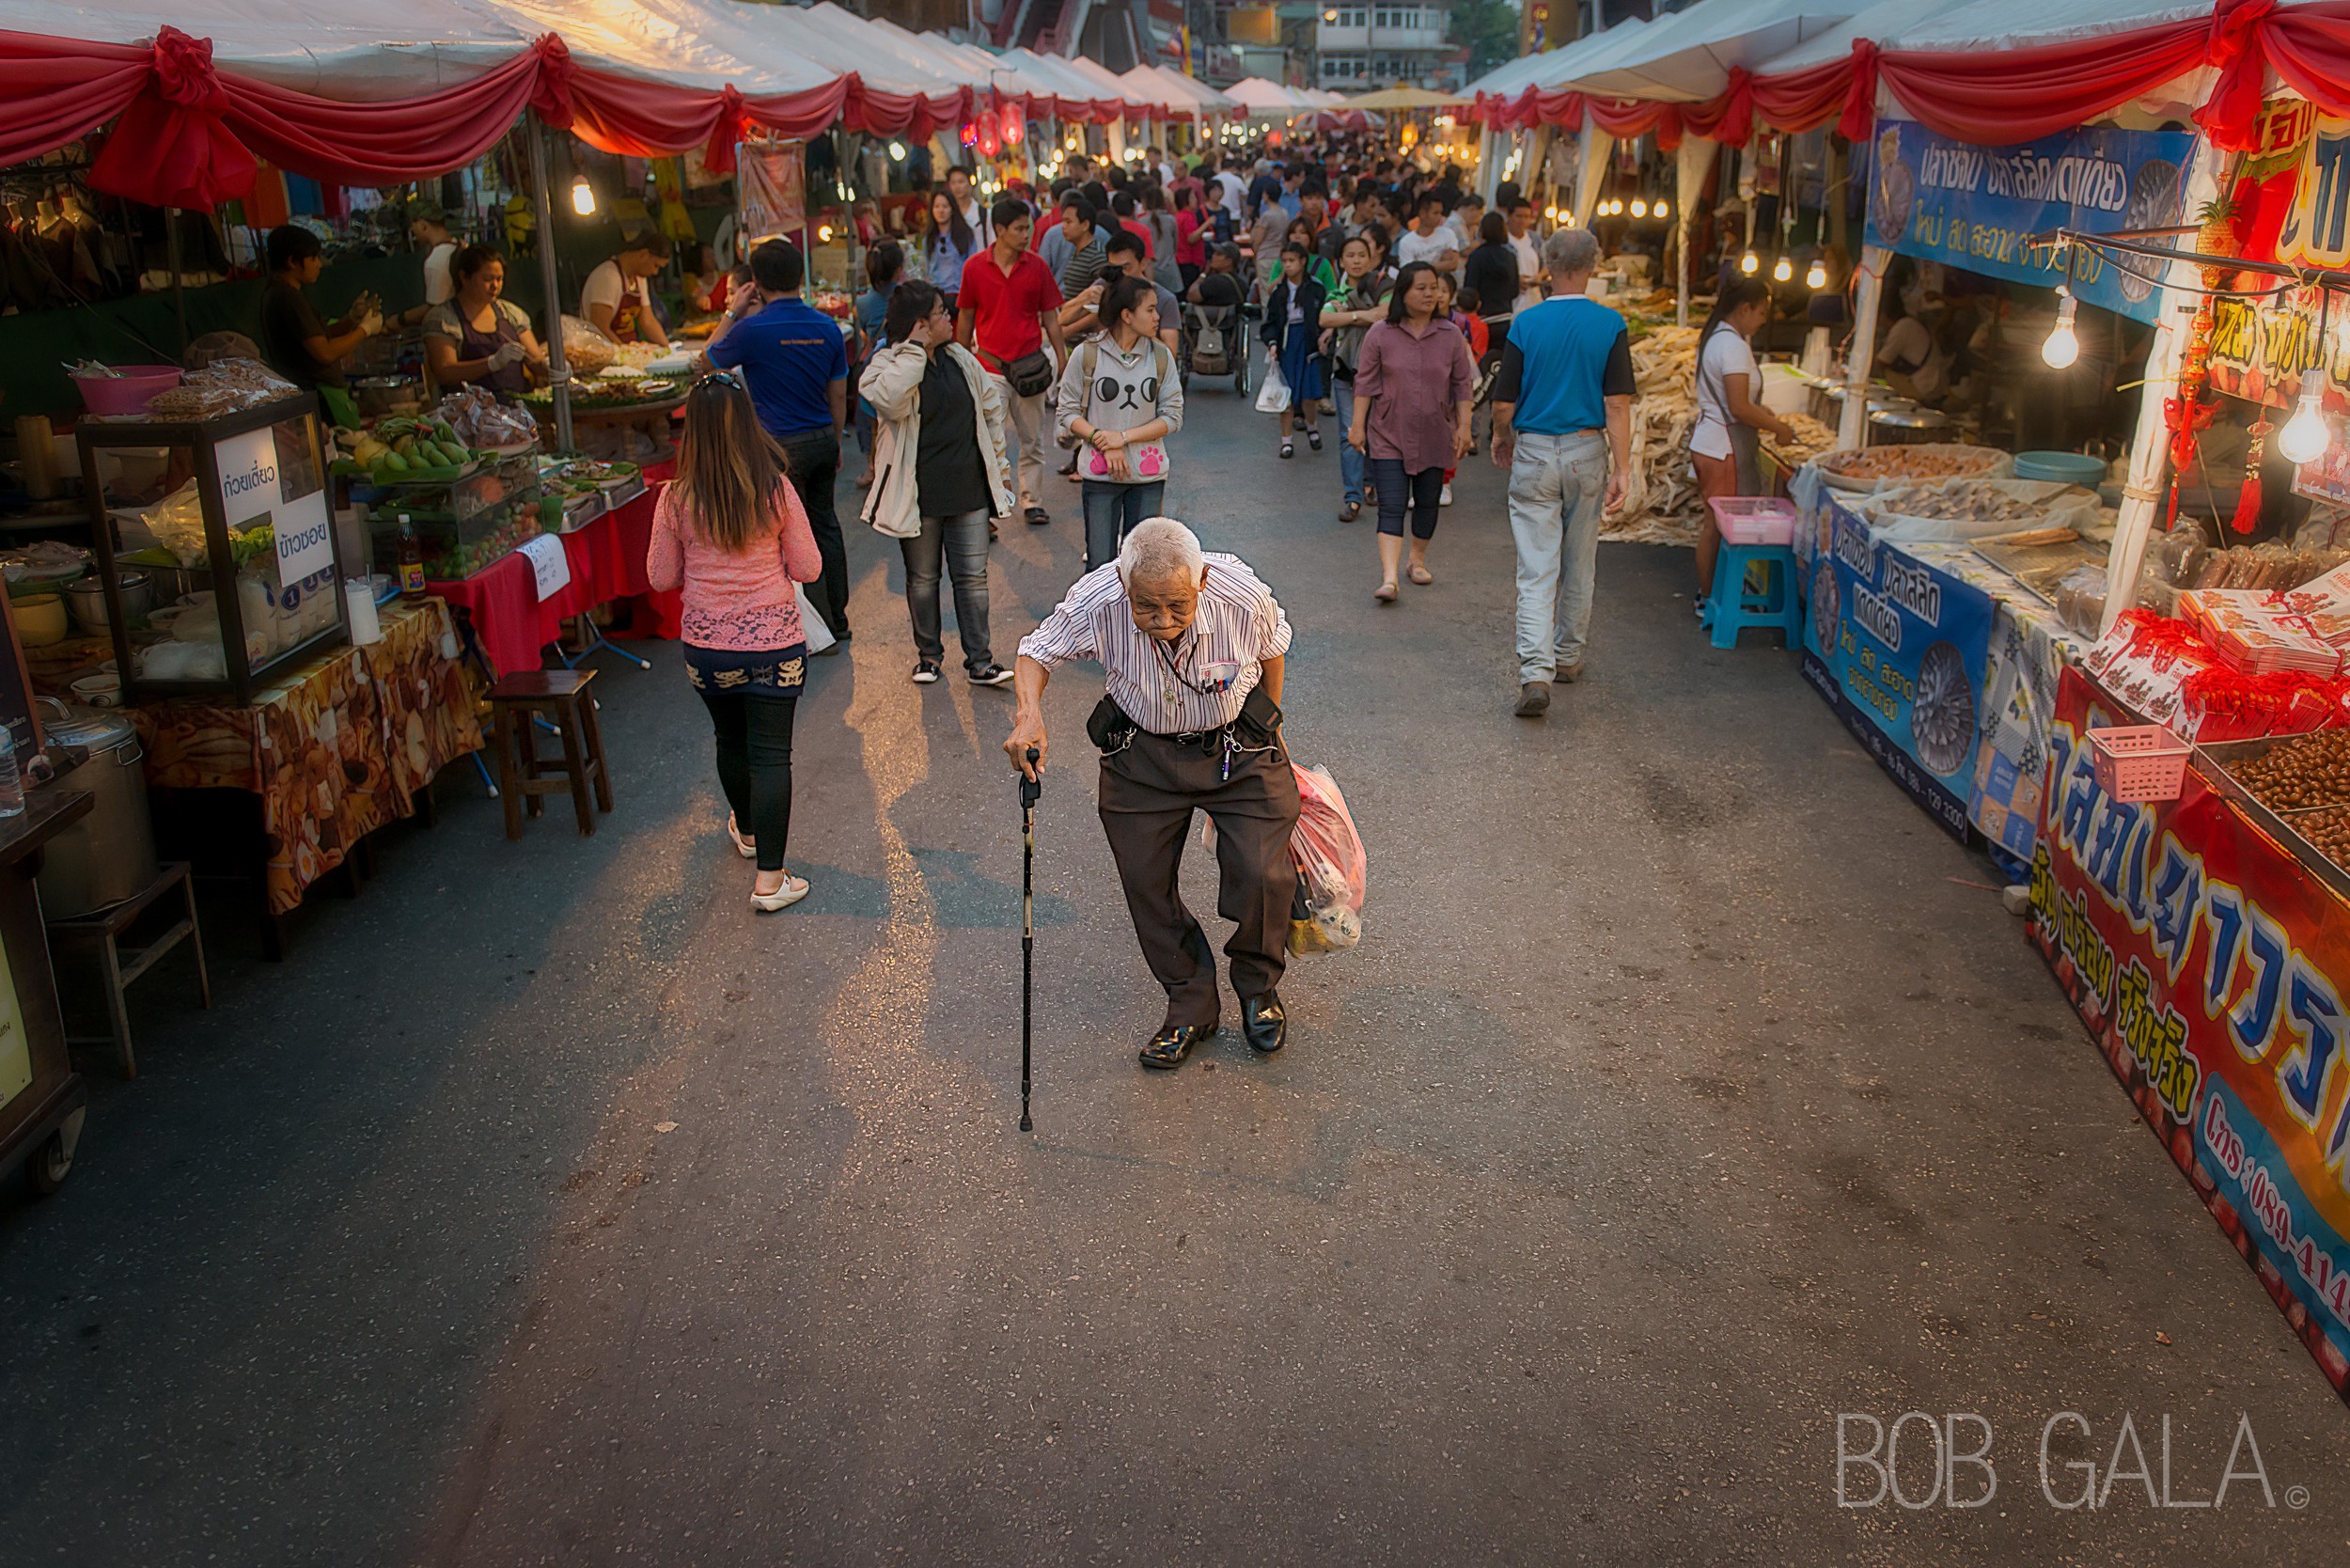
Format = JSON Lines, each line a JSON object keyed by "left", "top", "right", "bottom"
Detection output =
{"left": 1866, "top": 117, "right": 2198, "bottom": 324}
{"left": 1799, "top": 502, "right": 1998, "bottom": 839}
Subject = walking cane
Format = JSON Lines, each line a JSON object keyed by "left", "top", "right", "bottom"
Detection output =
{"left": 1019, "top": 747, "right": 1041, "bottom": 1132}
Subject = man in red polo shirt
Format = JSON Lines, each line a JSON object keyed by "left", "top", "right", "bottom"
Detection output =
{"left": 959, "top": 196, "right": 1068, "bottom": 527}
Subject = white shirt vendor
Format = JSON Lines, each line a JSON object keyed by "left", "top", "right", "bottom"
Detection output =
{"left": 1691, "top": 325, "right": 1757, "bottom": 461}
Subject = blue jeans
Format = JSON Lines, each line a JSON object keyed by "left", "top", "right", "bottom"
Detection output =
{"left": 1081, "top": 480, "right": 1167, "bottom": 573}
{"left": 1332, "top": 379, "right": 1365, "bottom": 506}
{"left": 1507, "top": 430, "right": 1611, "bottom": 682}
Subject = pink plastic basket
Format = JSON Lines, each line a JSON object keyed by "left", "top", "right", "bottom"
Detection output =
{"left": 2087, "top": 725, "right": 2191, "bottom": 803}
{"left": 1708, "top": 495, "right": 1798, "bottom": 545}
{"left": 70, "top": 366, "right": 181, "bottom": 418}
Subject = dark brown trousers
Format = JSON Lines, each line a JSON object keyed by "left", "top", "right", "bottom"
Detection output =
{"left": 1098, "top": 729, "right": 1302, "bottom": 1028}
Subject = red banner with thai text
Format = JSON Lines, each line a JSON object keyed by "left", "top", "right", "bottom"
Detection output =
{"left": 2032, "top": 666, "right": 2350, "bottom": 1402}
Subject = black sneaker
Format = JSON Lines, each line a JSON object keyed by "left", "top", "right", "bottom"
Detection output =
{"left": 911, "top": 660, "right": 941, "bottom": 685}
{"left": 970, "top": 663, "right": 1015, "bottom": 688}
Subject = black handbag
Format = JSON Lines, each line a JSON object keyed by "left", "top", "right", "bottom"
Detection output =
{"left": 1001, "top": 349, "right": 1056, "bottom": 399}
{"left": 1087, "top": 693, "right": 1138, "bottom": 753}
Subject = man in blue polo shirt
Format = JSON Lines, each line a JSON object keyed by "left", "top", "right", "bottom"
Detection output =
{"left": 1489, "top": 226, "right": 1633, "bottom": 718}
{"left": 702, "top": 238, "right": 852, "bottom": 644}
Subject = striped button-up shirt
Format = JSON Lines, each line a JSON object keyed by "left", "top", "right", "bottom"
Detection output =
{"left": 1018, "top": 554, "right": 1292, "bottom": 734}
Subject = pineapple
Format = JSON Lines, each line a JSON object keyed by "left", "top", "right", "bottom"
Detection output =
{"left": 2197, "top": 192, "right": 2242, "bottom": 290}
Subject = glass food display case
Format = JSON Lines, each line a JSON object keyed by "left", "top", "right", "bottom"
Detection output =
{"left": 359, "top": 455, "right": 547, "bottom": 581}
{"left": 75, "top": 393, "right": 349, "bottom": 705}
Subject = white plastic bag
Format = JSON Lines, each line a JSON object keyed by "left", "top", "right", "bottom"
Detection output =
{"left": 1255, "top": 356, "right": 1292, "bottom": 415}
{"left": 797, "top": 583, "right": 836, "bottom": 653}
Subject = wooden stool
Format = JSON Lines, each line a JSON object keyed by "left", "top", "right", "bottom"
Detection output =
{"left": 490, "top": 668, "right": 614, "bottom": 839}
{"left": 48, "top": 860, "right": 210, "bottom": 1079}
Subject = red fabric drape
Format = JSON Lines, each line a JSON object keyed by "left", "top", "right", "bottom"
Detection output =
{"left": 0, "top": 25, "right": 1006, "bottom": 208}
{"left": 1466, "top": 0, "right": 2350, "bottom": 154}
{"left": 1680, "top": 66, "right": 1756, "bottom": 148}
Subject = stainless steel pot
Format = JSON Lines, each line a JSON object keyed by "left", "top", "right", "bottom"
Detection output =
{"left": 34, "top": 698, "right": 159, "bottom": 917}
{"left": 62, "top": 571, "right": 152, "bottom": 634}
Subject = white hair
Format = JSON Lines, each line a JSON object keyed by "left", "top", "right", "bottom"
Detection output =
{"left": 1118, "top": 517, "right": 1203, "bottom": 588}
{"left": 1543, "top": 226, "right": 1601, "bottom": 277}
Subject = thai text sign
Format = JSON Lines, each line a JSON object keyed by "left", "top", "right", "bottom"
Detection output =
{"left": 1800, "top": 505, "right": 1997, "bottom": 839}
{"left": 1867, "top": 118, "right": 2195, "bottom": 324}
{"left": 2032, "top": 666, "right": 2350, "bottom": 1399}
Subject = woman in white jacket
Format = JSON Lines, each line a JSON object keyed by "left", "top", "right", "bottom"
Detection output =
{"left": 859, "top": 280, "right": 1019, "bottom": 688}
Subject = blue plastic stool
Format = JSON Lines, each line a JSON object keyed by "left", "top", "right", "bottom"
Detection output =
{"left": 1704, "top": 542, "right": 1801, "bottom": 650}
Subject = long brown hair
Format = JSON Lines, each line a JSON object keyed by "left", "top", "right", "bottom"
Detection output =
{"left": 674, "top": 374, "right": 790, "bottom": 553}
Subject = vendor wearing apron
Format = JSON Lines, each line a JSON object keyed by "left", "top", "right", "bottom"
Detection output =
{"left": 421, "top": 245, "right": 548, "bottom": 398}
{"left": 581, "top": 232, "right": 673, "bottom": 349}
{"left": 1690, "top": 276, "right": 1796, "bottom": 602}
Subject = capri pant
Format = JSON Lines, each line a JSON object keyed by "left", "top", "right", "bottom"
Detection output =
{"left": 1370, "top": 459, "right": 1444, "bottom": 541}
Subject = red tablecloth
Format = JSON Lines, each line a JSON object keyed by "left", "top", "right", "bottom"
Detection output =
{"left": 431, "top": 460, "right": 681, "bottom": 674}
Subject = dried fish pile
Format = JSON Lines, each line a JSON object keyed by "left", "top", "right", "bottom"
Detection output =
{"left": 1606, "top": 326, "right": 1701, "bottom": 546}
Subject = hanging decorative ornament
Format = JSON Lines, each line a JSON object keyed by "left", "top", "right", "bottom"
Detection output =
{"left": 2234, "top": 417, "right": 2272, "bottom": 534}
{"left": 2165, "top": 302, "right": 2223, "bottom": 528}
{"left": 961, "top": 121, "right": 979, "bottom": 148}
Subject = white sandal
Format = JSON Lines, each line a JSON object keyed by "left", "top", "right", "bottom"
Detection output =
{"left": 727, "top": 813, "right": 756, "bottom": 859}
{"left": 751, "top": 873, "right": 811, "bottom": 913}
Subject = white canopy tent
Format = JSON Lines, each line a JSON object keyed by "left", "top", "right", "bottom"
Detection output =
{"left": 1224, "top": 77, "right": 1313, "bottom": 120}
{"left": 1122, "top": 64, "right": 1237, "bottom": 116}
{"left": 1571, "top": 0, "right": 1866, "bottom": 102}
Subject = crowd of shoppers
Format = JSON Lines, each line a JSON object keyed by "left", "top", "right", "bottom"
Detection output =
{"left": 638, "top": 138, "right": 1728, "bottom": 921}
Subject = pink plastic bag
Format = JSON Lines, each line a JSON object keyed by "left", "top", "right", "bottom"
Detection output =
{"left": 1198, "top": 762, "right": 1366, "bottom": 954}
{"left": 1287, "top": 764, "right": 1364, "bottom": 955}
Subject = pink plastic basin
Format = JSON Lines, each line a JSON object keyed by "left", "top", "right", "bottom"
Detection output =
{"left": 71, "top": 366, "right": 182, "bottom": 417}
{"left": 1709, "top": 495, "right": 1798, "bottom": 546}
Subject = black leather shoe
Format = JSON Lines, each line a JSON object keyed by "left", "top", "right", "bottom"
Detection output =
{"left": 1241, "top": 992, "right": 1286, "bottom": 1054}
{"left": 1139, "top": 1022, "right": 1216, "bottom": 1069}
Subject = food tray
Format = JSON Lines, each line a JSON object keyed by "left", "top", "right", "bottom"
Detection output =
{"left": 558, "top": 491, "right": 606, "bottom": 532}
{"left": 2194, "top": 736, "right": 2350, "bottom": 902}
{"left": 1817, "top": 442, "right": 2009, "bottom": 493}
{"left": 1972, "top": 536, "right": 2102, "bottom": 604}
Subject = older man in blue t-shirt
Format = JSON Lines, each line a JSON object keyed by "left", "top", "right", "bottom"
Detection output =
{"left": 701, "top": 238, "right": 853, "bottom": 644}
{"left": 1489, "top": 227, "right": 1633, "bottom": 718}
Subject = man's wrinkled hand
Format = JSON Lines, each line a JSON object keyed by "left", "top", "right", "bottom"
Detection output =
{"left": 1004, "top": 714, "right": 1047, "bottom": 779}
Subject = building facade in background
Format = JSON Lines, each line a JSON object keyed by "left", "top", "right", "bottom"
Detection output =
{"left": 1313, "top": 3, "right": 1459, "bottom": 90}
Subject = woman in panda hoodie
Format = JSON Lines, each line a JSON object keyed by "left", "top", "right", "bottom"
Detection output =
{"left": 1056, "top": 272, "right": 1185, "bottom": 574}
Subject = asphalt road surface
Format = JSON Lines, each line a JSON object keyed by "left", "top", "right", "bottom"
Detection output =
{"left": 5, "top": 376, "right": 2348, "bottom": 1566}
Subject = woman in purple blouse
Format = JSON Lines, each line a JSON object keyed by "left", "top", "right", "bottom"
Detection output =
{"left": 1346, "top": 260, "right": 1475, "bottom": 604}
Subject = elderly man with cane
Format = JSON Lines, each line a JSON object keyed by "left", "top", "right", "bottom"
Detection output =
{"left": 1004, "top": 518, "right": 1299, "bottom": 1069}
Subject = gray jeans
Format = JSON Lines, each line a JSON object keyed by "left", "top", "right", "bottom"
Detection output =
{"left": 1507, "top": 430, "right": 1610, "bottom": 682}
{"left": 901, "top": 509, "right": 995, "bottom": 673}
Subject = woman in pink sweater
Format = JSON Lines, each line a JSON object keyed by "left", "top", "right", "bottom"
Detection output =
{"left": 647, "top": 373, "right": 825, "bottom": 911}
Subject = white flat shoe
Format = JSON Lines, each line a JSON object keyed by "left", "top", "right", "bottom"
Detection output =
{"left": 727, "top": 814, "right": 755, "bottom": 859}
{"left": 751, "top": 874, "right": 811, "bottom": 913}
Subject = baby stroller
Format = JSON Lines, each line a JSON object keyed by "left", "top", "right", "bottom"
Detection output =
{"left": 1180, "top": 299, "right": 1250, "bottom": 397}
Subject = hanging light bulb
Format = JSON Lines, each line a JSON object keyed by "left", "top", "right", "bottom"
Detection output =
{"left": 818, "top": 224, "right": 834, "bottom": 243}
{"left": 2281, "top": 383, "right": 2333, "bottom": 464}
{"left": 1806, "top": 257, "right": 1828, "bottom": 290}
{"left": 1773, "top": 254, "right": 1794, "bottom": 283}
{"left": 1630, "top": 197, "right": 1648, "bottom": 218}
{"left": 888, "top": 141, "right": 909, "bottom": 161}
{"left": 2042, "top": 291, "right": 2080, "bottom": 368}
{"left": 1653, "top": 199, "right": 1668, "bottom": 221}
{"left": 1739, "top": 248, "right": 1760, "bottom": 274}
